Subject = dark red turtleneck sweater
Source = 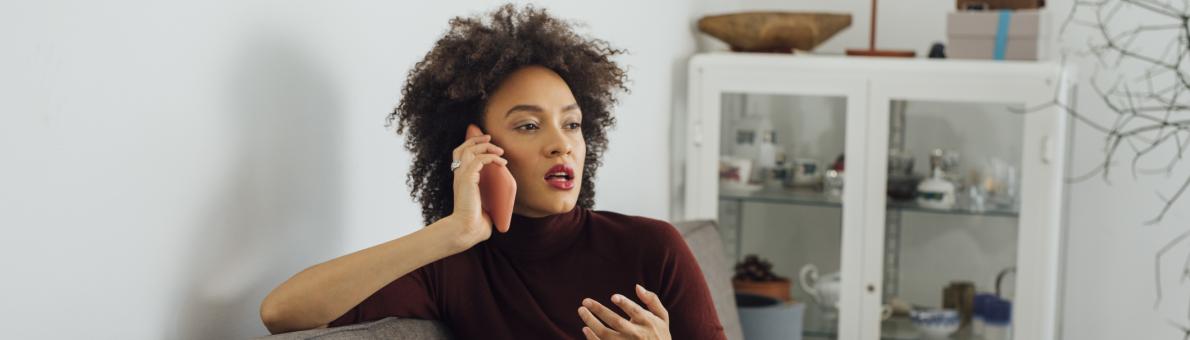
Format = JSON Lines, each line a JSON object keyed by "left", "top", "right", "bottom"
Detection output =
{"left": 329, "top": 207, "right": 726, "bottom": 339}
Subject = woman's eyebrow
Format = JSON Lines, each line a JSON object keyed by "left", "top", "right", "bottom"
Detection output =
{"left": 505, "top": 103, "right": 581, "bottom": 117}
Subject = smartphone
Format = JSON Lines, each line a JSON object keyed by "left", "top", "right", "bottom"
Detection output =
{"left": 467, "top": 124, "right": 516, "bottom": 233}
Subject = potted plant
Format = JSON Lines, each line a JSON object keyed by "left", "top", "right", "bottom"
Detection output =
{"left": 732, "top": 254, "right": 793, "bottom": 302}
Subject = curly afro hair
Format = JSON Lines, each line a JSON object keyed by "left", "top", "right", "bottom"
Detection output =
{"left": 391, "top": 4, "right": 629, "bottom": 226}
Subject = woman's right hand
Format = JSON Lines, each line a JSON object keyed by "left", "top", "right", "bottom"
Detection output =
{"left": 443, "top": 125, "right": 508, "bottom": 251}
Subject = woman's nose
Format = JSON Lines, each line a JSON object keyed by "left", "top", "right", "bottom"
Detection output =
{"left": 544, "top": 126, "right": 572, "bottom": 157}
{"left": 549, "top": 146, "right": 570, "bottom": 156}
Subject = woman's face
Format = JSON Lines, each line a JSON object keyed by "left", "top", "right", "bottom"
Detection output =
{"left": 482, "top": 66, "right": 587, "bottom": 218}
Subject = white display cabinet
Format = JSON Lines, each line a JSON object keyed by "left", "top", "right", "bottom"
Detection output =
{"left": 679, "top": 53, "right": 1071, "bottom": 340}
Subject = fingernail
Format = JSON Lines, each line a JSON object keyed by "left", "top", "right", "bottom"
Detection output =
{"left": 582, "top": 298, "right": 593, "bottom": 306}
{"left": 612, "top": 294, "right": 624, "bottom": 302}
{"left": 636, "top": 284, "right": 645, "bottom": 292}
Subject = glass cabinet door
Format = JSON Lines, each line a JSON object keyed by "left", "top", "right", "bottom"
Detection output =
{"left": 686, "top": 57, "right": 870, "bottom": 340}
{"left": 717, "top": 92, "right": 851, "bottom": 338}
{"left": 877, "top": 99, "right": 1025, "bottom": 340}
{"left": 865, "top": 68, "right": 1067, "bottom": 340}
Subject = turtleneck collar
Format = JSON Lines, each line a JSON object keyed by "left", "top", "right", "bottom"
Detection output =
{"left": 487, "top": 206, "right": 588, "bottom": 261}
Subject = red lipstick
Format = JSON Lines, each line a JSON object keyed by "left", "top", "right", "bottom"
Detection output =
{"left": 544, "top": 164, "right": 575, "bottom": 190}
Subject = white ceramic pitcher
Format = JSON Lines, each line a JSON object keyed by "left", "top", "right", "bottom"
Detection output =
{"left": 800, "top": 264, "right": 892, "bottom": 320}
{"left": 799, "top": 264, "right": 841, "bottom": 309}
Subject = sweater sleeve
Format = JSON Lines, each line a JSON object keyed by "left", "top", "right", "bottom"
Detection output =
{"left": 328, "top": 263, "right": 441, "bottom": 327}
{"left": 652, "top": 222, "right": 727, "bottom": 340}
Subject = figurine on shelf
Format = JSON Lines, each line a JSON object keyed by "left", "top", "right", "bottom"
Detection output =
{"left": 731, "top": 111, "right": 787, "bottom": 190}
{"left": 887, "top": 149, "right": 921, "bottom": 201}
{"left": 763, "top": 154, "right": 791, "bottom": 190}
{"left": 732, "top": 114, "right": 779, "bottom": 165}
{"left": 787, "top": 158, "right": 821, "bottom": 189}
{"left": 917, "top": 149, "right": 957, "bottom": 210}
{"left": 720, "top": 156, "right": 761, "bottom": 194}
{"left": 822, "top": 153, "right": 845, "bottom": 197}
{"left": 824, "top": 170, "right": 843, "bottom": 197}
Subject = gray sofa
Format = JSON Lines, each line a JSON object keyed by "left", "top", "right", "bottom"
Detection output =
{"left": 260, "top": 219, "right": 743, "bottom": 340}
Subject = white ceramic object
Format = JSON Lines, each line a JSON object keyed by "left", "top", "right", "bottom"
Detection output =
{"left": 788, "top": 158, "right": 821, "bottom": 187}
{"left": 799, "top": 264, "right": 893, "bottom": 322}
{"left": 910, "top": 308, "right": 961, "bottom": 339}
{"left": 732, "top": 113, "right": 778, "bottom": 168}
{"left": 917, "top": 149, "right": 957, "bottom": 210}
{"left": 916, "top": 175, "right": 956, "bottom": 209}
{"left": 720, "top": 156, "right": 754, "bottom": 185}
{"left": 799, "top": 264, "right": 840, "bottom": 309}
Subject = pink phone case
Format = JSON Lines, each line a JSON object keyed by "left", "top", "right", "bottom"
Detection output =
{"left": 467, "top": 124, "right": 516, "bottom": 233}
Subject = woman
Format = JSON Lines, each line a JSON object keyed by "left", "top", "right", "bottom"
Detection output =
{"left": 260, "top": 5, "right": 725, "bottom": 339}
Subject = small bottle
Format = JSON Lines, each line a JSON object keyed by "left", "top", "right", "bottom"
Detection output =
{"left": 983, "top": 298, "right": 1012, "bottom": 340}
{"left": 916, "top": 149, "right": 956, "bottom": 209}
{"left": 971, "top": 293, "right": 997, "bottom": 337}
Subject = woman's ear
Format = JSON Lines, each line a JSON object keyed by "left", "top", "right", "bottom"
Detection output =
{"left": 470, "top": 111, "right": 488, "bottom": 134}
{"left": 466, "top": 124, "right": 485, "bottom": 139}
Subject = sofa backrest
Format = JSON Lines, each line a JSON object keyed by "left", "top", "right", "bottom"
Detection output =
{"left": 672, "top": 219, "right": 744, "bottom": 340}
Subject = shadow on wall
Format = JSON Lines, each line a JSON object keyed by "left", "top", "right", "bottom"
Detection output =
{"left": 173, "top": 32, "right": 344, "bottom": 339}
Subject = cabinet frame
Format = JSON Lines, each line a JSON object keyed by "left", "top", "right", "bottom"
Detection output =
{"left": 682, "top": 53, "right": 1071, "bottom": 340}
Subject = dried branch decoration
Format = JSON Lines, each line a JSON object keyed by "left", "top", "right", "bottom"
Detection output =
{"left": 1053, "top": 0, "right": 1190, "bottom": 225}
{"left": 1058, "top": 1, "right": 1190, "bottom": 337}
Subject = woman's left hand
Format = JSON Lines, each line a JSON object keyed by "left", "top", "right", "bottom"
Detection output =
{"left": 576, "top": 284, "right": 671, "bottom": 340}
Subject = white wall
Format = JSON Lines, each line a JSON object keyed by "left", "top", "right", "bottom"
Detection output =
{"left": 3, "top": 0, "right": 1178, "bottom": 339}
{"left": 1048, "top": 0, "right": 1190, "bottom": 339}
{"left": 0, "top": 1, "right": 693, "bottom": 338}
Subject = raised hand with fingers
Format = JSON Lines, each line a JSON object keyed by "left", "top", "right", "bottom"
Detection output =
{"left": 444, "top": 124, "right": 514, "bottom": 252}
{"left": 576, "top": 284, "right": 671, "bottom": 340}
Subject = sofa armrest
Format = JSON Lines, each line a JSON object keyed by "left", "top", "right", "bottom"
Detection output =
{"left": 256, "top": 318, "right": 451, "bottom": 340}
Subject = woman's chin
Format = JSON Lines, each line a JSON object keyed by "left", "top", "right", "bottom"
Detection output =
{"left": 515, "top": 198, "right": 577, "bottom": 217}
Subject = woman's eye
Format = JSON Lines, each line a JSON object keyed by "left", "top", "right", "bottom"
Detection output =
{"left": 515, "top": 122, "right": 580, "bottom": 131}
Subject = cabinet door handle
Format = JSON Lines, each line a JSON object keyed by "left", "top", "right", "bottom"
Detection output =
{"left": 692, "top": 121, "right": 703, "bottom": 147}
{"left": 1040, "top": 135, "right": 1052, "bottom": 165}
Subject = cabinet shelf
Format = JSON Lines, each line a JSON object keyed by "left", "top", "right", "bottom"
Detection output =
{"left": 719, "top": 188, "right": 1018, "bottom": 218}
{"left": 800, "top": 304, "right": 980, "bottom": 340}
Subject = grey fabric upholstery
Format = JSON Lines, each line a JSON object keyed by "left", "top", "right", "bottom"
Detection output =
{"left": 256, "top": 318, "right": 450, "bottom": 340}
{"left": 259, "top": 219, "right": 740, "bottom": 340}
{"left": 672, "top": 219, "right": 744, "bottom": 340}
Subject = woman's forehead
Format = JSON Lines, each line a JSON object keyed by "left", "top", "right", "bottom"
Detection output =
{"left": 485, "top": 66, "right": 579, "bottom": 119}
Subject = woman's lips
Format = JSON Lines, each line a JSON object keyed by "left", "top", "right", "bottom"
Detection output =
{"left": 546, "top": 176, "right": 575, "bottom": 190}
{"left": 545, "top": 163, "right": 576, "bottom": 190}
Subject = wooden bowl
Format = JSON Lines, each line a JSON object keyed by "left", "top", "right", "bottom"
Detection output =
{"left": 698, "top": 12, "right": 852, "bottom": 53}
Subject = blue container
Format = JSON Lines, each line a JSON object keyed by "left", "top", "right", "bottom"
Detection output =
{"left": 736, "top": 293, "right": 804, "bottom": 340}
